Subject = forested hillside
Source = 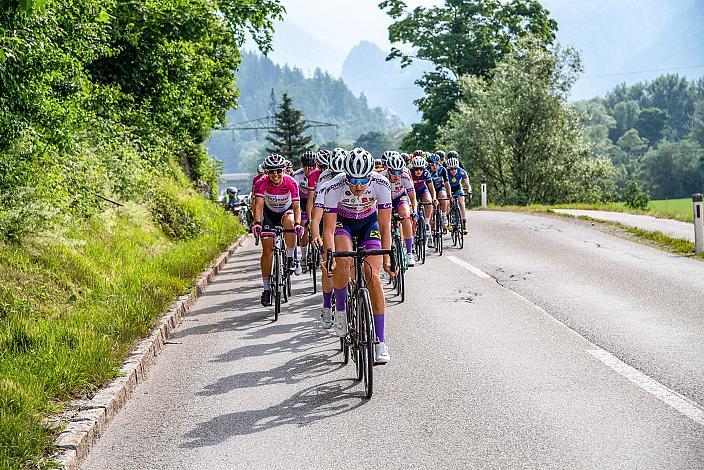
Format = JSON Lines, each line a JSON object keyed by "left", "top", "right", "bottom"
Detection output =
{"left": 575, "top": 75, "right": 704, "bottom": 199}
{"left": 206, "top": 52, "right": 405, "bottom": 173}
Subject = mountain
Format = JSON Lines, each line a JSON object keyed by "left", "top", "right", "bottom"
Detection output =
{"left": 206, "top": 52, "right": 404, "bottom": 172}
{"left": 541, "top": 0, "right": 704, "bottom": 100}
{"left": 341, "top": 41, "right": 428, "bottom": 126}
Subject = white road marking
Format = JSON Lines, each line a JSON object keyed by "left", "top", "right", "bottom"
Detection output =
{"left": 446, "top": 256, "right": 492, "bottom": 279}
{"left": 588, "top": 349, "right": 704, "bottom": 426}
{"left": 508, "top": 289, "right": 704, "bottom": 427}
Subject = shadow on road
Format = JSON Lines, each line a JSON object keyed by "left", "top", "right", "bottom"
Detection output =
{"left": 180, "top": 379, "right": 366, "bottom": 448}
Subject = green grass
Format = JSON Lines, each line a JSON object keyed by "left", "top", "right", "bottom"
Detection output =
{"left": 0, "top": 184, "right": 243, "bottom": 469}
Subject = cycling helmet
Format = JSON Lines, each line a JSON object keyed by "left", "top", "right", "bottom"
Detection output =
{"left": 427, "top": 153, "right": 440, "bottom": 165}
{"left": 226, "top": 186, "right": 238, "bottom": 195}
{"left": 257, "top": 164, "right": 264, "bottom": 175}
{"left": 380, "top": 151, "right": 395, "bottom": 163}
{"left": 316, "top": 149, "right": 331, "bottom": 166}
{"left": 435, "top": 150, "right": 446, "bottom": 160}
{"left": 301, "top": 150, "right": 316, "bottom": 167}
{"left": 264, "top": 153, "right": 286, "bottom": 170}
{"left": 446, "top": 157, "right": 460, "bottom": 168}
{"left": 344, "top": 147, "right": 374, "bottom": 178}
{"left": 447, "top": 150, "right": 459, "bottom": 159}
{"left": 284, "top": 159, "right": 293, "bottom": 171}
{"left": 329, "top": 148, "right": 348, "bottom": 173}
{"left": 413, "top": 150, "right": 425, "bottom": 158}
{"left": 374, "top": 158, "right": 384, "bottom": 170}
{"left": 386, "top": 152, "right": 406, "bottom": 170}
{"left": 410, "top": 155, "right": 427, "bottom": 168}
{"left": 400, "top": 152, "right": 411, "bottom": 164}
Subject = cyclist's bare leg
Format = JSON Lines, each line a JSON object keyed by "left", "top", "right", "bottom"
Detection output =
{"left": 364, "top": 255, "right": 384, "bottom": 313}
{"left": 261, "top": 237, "right": 274, "bottom": 290}
{"left": 398, "top": 203, "right": 413, "bottom": 254}
{"left": 332, "top": 235, "right": 353, "bottom": 314}
{"left": 281, "top": 212, "right": 296, "bottom": 250}
{"left": 421, "top": 192, "right": 432, "bottom": 220}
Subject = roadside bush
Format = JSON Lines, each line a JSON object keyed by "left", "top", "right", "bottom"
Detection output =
{"left": 147, "top": 184, "right": 205, "bottom": 241}
{"left": 622, "top": 178, "right": 650, "bottom": 210}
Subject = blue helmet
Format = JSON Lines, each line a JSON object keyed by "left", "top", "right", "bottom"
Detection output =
{"left": 427, "top": 153, "right": 440, "bottom": 165}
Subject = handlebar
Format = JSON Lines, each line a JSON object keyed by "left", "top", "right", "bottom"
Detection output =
{"left": 325, "top": 247, "right": 396, "bottom": 277}
{"left": 254, "top": 226, "right": 298, "bottom": 246}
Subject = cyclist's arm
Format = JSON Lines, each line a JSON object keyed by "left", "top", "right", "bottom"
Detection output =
{"left": 292, "top": 200, "right": 301, "bottom": 226}
{"left": 444, "top": 180, "right": 452, "bottom": 197}
{"left": 253, "top": 195, "right": 263, "bottom": 223}
{"left": 306, "top": 188, "right": 315, "bottom": 222}
{"left": 463, "top": 177, "right": 472, "bottom": 196}
{"left": 378, "top": 207, "right": 393, "bottom": 269}
{"left": 409, "top": 190, "right": 418, "bottom": 214}
{"left": 322, "top": 212, "right": 337, "bottom": 260}
{"left": 428, "top": 181, "right": 437, "bottom": 201}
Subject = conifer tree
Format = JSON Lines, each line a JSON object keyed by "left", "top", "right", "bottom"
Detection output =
{"left": 265, "top": 93, "right": 314, "bottom": 165}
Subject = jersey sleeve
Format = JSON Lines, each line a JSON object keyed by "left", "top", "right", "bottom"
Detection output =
{"left": 441, "top": 168, "right": 449, "bottom": 182}
{"left": 285, "top": 176, "right": 300, "bottom": 201}
{"left": 254, "top": 178, "right": 265, "bottom": 198}
{"left": 314, "top": 182, "right": 327, "bottom": 207}
{"left": 402, "top": 174, "right": 415, "bottom": 193}
{"left": 308, "top": 169, "right": 320, "bottom": 189}
{"left": 375, "top": 178, "right": 392, "bottom": 209}
{"left": 323, "top": 183, "right": 340, "bottom": 213}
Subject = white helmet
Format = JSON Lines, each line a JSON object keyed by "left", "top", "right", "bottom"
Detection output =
{"left": 386, "top": 152, "right": 406, "bottom": 171}
{"left": 446, "top": 157, "right": 460, "bottom": 168}
{"left": 329, "top": 148, "right": 348, "bottom": 173}
{"left": 257, "top": 164, "right": 264, "bottom": 175}
{"left": 316, "top": 149, "right": 331, "bottom": 166}
{"left": 410, "top": 155, "right": 427, "bottom": 168}
{"left": 344, "top": 147, "right": 374, "bottom": 178}
{"left": 264, "top": 153, "right": 286, "bottom": 170}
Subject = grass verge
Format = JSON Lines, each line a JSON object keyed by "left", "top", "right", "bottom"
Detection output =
{"left": 514, "top": 199, "right": 695, "bottom": 223}
{"left": 0, "top": 182, "right": 243, "bottom": 469}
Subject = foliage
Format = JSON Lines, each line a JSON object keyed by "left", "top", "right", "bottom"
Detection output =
{"left": 265, "top": 92, "right": 314, "bottom": 165}
{"left": 0, "top": 0, "right": 283, "bottom": 242}
{"left": 440, "top": 38, "right": 615, "bottom": 205}
{"left": 640, "top": 140, "right": 704, "bottom": 200}
{"left": 379, "top": 0, "right": 557, "bottom": 150}
{"left": 353, "top": 131, "right": 394, "bottom": 158}
{"left": 148, "top": 184, "right": 205, "bottom": 240}
{"left": 621, "top": 178, "right": 650, "bottom": 210}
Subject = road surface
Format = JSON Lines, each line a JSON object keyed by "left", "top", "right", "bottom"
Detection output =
{"left": 553, "top": 209, "right": 695, "bottom": 241}
{"left": 82, "top": 211, "right": 704, "bottom": 469}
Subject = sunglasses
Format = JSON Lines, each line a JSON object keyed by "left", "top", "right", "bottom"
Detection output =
{"left": 412, "top": 167, "right": 424, "bottom": 172}
{"left": 389, "top": 169, "right": 404, "bottom": 175}
{"left": 267, "top": 169, "right": 283, "bottom": 175}
{"left": 448, "top": 167, "right": 458, "bottom": 171}
{"left": 347, "top": 177, "right": 370, "bottom": 186}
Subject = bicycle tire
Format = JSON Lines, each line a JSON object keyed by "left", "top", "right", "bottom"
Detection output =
{"left": 458, "top": 225, "right": 464, "bottom": 249}
{"left": 311, "top": 249, "right": 318, "bottom": 294}
{"left": 273, "top": 252, "right": 281, "bottom": 321}
{"left": 358, "top": 288, "right": 374, "bottom": 399}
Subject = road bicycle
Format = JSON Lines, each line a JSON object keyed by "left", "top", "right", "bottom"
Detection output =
{"left": 326, "top": 242, "right": 396, "bottom": 399}
{"left": 449, "top": 196, "right": 464, "bottom": 250}
{"left": 390, "top": 213, "right": 409, "bottom": 302}
{"left": 431, "top": 199, "right": 446, "bottom": 256}
{"left": 415, "top": 201, "right": 435, "bottom": 264}
{"left": 304, "top": 228, "right": 321, "bottom": 294}
{"left": 255, "top": 226, "right": 297, "bottom": 321}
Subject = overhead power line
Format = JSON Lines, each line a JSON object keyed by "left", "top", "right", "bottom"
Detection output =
{"left": 582, "top": 64, "right": 704, "bottom": 79}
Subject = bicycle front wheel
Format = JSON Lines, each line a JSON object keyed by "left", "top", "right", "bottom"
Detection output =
{"left": 357, "top": 288, "right": 374, "bottom": 399}
{"left": 273, "top": 253, "right": 281, "bottom": 321}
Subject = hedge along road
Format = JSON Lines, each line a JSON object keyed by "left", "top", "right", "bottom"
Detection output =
{"left": 82, "top": 212, "right": 704, "bottom": 469}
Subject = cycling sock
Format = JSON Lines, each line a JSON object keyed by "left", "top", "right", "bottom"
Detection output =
{"left": 373, "top": 314, "right": 385, "bottom": 342}
{"left": 287, "top": 248, "right": 295, "bottom": 258}
{"left": 334, "top": 287, "right": 347, "bottom": 312}
{"left": 404, "top": 238, "right": 413, "bottom": 254}
{"left": 322, "top": 291, "right": 333, "bottom": 309}
{"left": 262, "top": 277, "right": 270, "bottom": 290}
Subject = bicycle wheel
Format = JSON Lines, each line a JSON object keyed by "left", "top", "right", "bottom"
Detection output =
{"left": 310, "top": 249, "right": 318, "bottom": 294}
{"left": 273, "top": 252, "right": 281, "bottom": 321}
{"left": 357, "top": 288, "right": 374, "bottom": 399}
{"left": 418, "top": 223, "right": 426, "bottom": 264}
{"left": 458, "top": 223, "right": 465, "bottom": 250}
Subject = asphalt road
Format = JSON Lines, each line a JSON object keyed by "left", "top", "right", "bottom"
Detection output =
{"left": 82, "top": 211, "right": 704, "bottom": 469}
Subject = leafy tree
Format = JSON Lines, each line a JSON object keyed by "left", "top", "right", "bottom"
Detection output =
{"left": 617, "top": 129, "right": 649, "bottom": 159}
{"left": 265, "top": 92, "right": 314, "bottom": 165}
{"left": 640, "top": 140, "right": 704, "bottom": 199}
{"left": 353, "top": 131, "right": 393, "bottom": 157}
{"left": 610, "top": 100, "right": 640, "bottom": 141}
{"left": 635, "top": 108, "right": 669, "bottom": 145}
{"left": 379, "top": 0, "right": 557, "bottom": 150}
{"left": 439, "top": 37, "right": 615, "bottom": 205}
{"left": 621, "top": 178, "right": 650, "bottom": 210}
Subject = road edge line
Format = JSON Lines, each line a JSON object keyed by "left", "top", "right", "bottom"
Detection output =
{"left": 446, "top": 255, "right": 492, "bottom": 279}
{"left": 52, "top": 233, "right": 249, "bottom": 470}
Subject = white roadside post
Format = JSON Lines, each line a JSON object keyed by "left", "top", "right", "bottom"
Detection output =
{"left": 481, "top": 183, "right": 487, "bottom": 208}
{"left": 693, "top": 193, "right": 703, "bottom": 255}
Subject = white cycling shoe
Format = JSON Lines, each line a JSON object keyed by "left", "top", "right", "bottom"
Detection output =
{"left": 333, "top": 310, "right": 348, "bottom": 337}
{"left": 320, "top": 307, "right": 333, "bottom": 329}
{"left": 427, "top": 237, "right": 434, "bottom": 248}
{"left": 294, "top": 261, "right": 302, "bottom": 276}
{"left": 374, "top": 342, "right": 390, "bottom": 364}
{"left": 407, "top": 252, "right": 416, "bottom": 267}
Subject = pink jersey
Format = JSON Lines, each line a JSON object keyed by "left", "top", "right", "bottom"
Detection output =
{"left": 254, "top": 175, "right": 300, "bottom": 213}
{"left": 251, "top": 174, "right": 264, "bottom": 191}
{"left": 323, "top": 173, "right": 392, "bottom": 219}
{"left": 382, "top": 169, "right": 415, "bottom": 199}
{"left": 307, "top": 168, "right": 321, "bottom": 191}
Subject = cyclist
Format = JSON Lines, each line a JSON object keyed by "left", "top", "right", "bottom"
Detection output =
{"left": 382, "top": 152, "right": 418, "bottom": 266}
{"left": 225, "top": 186, "right": 240, "bottom": 209}
{"left": 284, "top": 159, "right": 294, "bottom": 177}
{"left": 293, "top": 151, "right": 317, "bottom": 274}
{"left": 251, "top": 154, "right": 304, "bottom": 306}
{"left": 426, "top": 154, "right": 452, "bottom": 229}
{"left": 322, "top": 147, "right": 394, "bottom": 364}
{"left": 447, "top": 150, "right": 466, "bottom": 170}
{"left": 435, "top": 149, "right": 446, "bottom": 166}
{"left": 400, "top": 152, "right": 411, "bottom": 166}
{"left": 446, "top": 155, "right": 472, "bottom": 235}
{"left": 310, "top": 148, "right": 347, "bottom": 328}
{"left": 409, "top": 154, "right": 438, "bottom": 248}
{"left": 373, "top": 158, "right": 384, "bottom": 173}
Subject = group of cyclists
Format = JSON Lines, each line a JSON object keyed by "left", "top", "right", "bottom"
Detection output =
{"left": 227, "top": 147, "right": 472, "bottom": 366}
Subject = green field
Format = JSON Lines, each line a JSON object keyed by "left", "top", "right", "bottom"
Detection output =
{"left": 535, "top": 198, "right": 695, "bottom": 223}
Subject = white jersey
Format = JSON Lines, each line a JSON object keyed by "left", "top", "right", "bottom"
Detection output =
{"left": 323, "top": 172, "right": 392, "bottom": 220}
{"left": 381, "top": 169, "right": 415, "bottom": 199}
{"left": 292, "top": 168, "right": 310, "bottom": 199}
{"left": 315, "top": 169, "right": 337, "bottom": 189}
